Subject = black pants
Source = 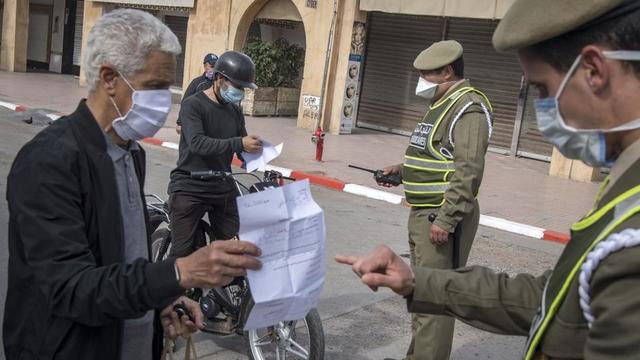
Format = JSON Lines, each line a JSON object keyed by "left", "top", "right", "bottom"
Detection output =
{"left": 168, "top": 191, "right": 239, "bottom": 258}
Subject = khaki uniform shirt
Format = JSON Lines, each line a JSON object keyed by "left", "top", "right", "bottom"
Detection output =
{"left": 431, "top": 80, "right": 491, "bottom": 232}
{"left": 407, "top": 138, "right": 640, "bottom": 359}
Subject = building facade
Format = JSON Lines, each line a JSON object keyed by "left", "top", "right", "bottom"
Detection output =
{"left": 0, "top": 0, "right": 597, "bottom": 180}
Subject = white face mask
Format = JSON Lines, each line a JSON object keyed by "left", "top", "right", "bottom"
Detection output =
{"left": 534, "top": 50, "right": 640, "bottom": 167}
{"left": 416, "top": 77, "right": 438, "bottom": 101}
{"left": 110, "top": 74, "right": 172, "bottom": 141}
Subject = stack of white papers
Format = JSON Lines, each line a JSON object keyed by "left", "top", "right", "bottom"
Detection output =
{"left": 237, "top": 179, "right": 325, "bottom": 330}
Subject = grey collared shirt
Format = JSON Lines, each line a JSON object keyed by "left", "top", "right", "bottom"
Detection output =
{"left": 103, "top": 133, "right": 154, "bottom": 360}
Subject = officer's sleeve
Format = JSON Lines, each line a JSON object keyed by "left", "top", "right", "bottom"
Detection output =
{"left": 585, "top": 243, "right": 640, "bottom": 358}
{"left": 434, "top": 109, "right": 490, "bottom": 232}
{"left": 407, "top": 265, "right": 549, "bottom": 336}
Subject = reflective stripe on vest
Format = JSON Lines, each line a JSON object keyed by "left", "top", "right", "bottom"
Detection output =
{"left": 427, "top": 87, "right": 482, "bottom": 161}
{"left": 402, "top": 181, "right": 450, "bottom": 194}
{"left": 523, "top": 184, "right": 640, "bottom": 360}
{"left": 404, "top": 155, "right": 455, "bottom": 172}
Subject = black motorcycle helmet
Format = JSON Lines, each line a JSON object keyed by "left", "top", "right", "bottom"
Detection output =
{"left": 213, "top": 51, "right": 257, "bottom": 89}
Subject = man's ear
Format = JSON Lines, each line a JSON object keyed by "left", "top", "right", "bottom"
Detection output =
{"left": 443, "top": 65, "right": 455, "bottom": 81}
{"left": 581, "top": 45, "right": 609, "bottom": 93}
{"left": 99, "top": 65, "right": 119, "bottom": 97}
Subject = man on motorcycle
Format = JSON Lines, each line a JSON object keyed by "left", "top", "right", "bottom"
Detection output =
{"left": 167, "top": 51, "right": 263, "bottom": 259}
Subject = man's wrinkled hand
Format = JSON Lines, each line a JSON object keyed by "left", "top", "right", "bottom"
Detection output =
{"left": 430, "top": 224, "right": 450, "bottom": 246}
{"left": 335, "top": 244, "right": 415, "bottom": 296}
{"left": 176, "top": 240, "right": 262, "bottom": 289}
{"left": 161, "top": 297, "right": 203, "bottom": 340}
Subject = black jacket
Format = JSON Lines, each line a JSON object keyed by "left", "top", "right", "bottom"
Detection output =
{"left": 183, "top": 73, "right": 212, "bottom": 101}
{"left": 176, "top": 73, "right": 212, "bottom": 125}
{"left": 3, "top": 101, "right": 183, "bottom": 360}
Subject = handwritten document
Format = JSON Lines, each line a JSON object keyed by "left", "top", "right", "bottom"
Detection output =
{"left": 242, "top": 140, "right": 283, "bottom": 172}
{"left": 237, "top": 179, "right": 325, "bottom": 330}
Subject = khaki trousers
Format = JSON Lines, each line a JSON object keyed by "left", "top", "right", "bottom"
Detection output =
{"left": 405, "top": 199, "right": 480, "bottom": 360}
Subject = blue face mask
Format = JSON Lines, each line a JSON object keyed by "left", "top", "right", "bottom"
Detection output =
{"left": 534, "top": 50, "right": 640, "bottom": 167}
{"left": 220, "top": 82, "right": 245, "bottom": 104}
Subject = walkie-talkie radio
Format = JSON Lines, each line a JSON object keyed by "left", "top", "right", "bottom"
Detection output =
{"left": 348, "top": 164, "right": 402, "bottom": 186}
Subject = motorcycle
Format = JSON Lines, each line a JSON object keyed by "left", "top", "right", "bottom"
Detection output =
{"left": 146, "top": 170, "right": 325, "bottom": 360}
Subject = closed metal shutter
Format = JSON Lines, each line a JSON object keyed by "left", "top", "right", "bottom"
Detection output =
{"left": 164, "top": 15, "right": 188, "bottom": 86}
{"left": 358, "top": 14, "right": 550, "bottom": 157}
{"left": 516, "top": 84, "right": 553, "bottom": 159}
{"left": 73, "top": 1, "right": 84, "bottom": 66}
{"left": 446, "top": 18, "right": 522, "bottom": 151}
{"left": 357, "top": 13, "right": 444, "bottom": 135}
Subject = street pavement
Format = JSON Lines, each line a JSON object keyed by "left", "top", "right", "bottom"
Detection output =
{"left": 0, "top": 71, "right": 601, "bottom": 234}
{"left": 0, "top": 106, "right": 565, "bottom": 359}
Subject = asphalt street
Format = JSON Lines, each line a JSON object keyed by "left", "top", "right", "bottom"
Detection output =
{"left": 0, "top": 107, "right": 564, "bottom": 359}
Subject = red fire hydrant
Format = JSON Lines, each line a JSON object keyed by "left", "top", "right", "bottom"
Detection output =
{"left": 311, "top": 126, "right": 325, "bottom": 162}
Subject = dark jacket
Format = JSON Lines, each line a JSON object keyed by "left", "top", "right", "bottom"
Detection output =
{"left": 3, "top": 101, "right": 184, "bottom": 360}
{"left": 176, "top": 73, "right": 212, "bottom": 125}
{"left": 168, "top": 92, "right": 247, "bottom": 194}
{"left": 183, "top": 73, "right": 212, "bottom": 101}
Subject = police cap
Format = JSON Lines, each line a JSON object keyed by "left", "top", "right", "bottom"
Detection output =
{"left": 413, "top": 40, "right": 463, "bottom": 71}
{"left": 492, "top": 0, "right": 638, "bottom": 52}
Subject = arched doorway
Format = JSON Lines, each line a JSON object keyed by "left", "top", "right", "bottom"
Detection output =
{"left": 234, "top": 0, "right": 307, "bottom": 117}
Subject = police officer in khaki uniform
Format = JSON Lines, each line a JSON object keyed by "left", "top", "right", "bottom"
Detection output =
{"left": 379, "top": 40, "right": 492, "bottom": 360}
{"left": 338, "top": 0, "right": 640, "bottom": 359}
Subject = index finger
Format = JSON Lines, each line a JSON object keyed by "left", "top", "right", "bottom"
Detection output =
{"left": 335, "top": 255, "right": 360, "bottom": 265}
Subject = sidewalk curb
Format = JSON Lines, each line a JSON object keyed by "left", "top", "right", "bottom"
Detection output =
{"left": 0, "top": 100, "right": 570, "bottom": 244}
{"left": 145, "top": 136, "right": 570, "bottom": 244}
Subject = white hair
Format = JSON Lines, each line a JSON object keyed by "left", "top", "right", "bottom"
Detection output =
{"left": 83, "top": 9, "right": 182, "bottom": 91}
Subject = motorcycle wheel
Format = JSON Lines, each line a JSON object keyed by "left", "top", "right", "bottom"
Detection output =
{"left": 245, "top": 309, "right": 325, "bottom": 360}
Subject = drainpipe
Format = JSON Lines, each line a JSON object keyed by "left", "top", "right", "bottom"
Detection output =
{"left": 225, "top": 0, "right": 233, "bottom": 50}
{"left": 312, "top": 0, "right": 338, "bottom": 161}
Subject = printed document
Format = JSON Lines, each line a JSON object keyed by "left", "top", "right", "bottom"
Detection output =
{"left": 237, "top": 179, "right": 325, "bottom": 330}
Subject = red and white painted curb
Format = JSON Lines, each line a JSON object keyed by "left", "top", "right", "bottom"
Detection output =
{"left": 0, "top": 100, "right": 570, "bottom": 244}
{"left": 142, "top": 136, "right": 570, "bottom": 244}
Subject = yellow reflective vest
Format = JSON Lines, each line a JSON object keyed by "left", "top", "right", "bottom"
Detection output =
{"left": 402, "top": 86, "right": 492, "bottom": 207}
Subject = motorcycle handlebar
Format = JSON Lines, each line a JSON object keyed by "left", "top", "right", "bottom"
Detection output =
{"left": 190, "top": 170, "right": 230, "bottom": 181}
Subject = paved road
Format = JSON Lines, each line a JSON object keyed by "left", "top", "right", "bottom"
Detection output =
{"left": 0, "top": 107, "right": 563, "bottom": 359}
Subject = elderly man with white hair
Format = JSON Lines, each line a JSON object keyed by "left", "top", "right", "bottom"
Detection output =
{"left": 3, "top": 9, "right": 262, "bottom": 360}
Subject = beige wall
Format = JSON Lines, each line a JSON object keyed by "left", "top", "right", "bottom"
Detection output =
{"left": 325, "top": 0, "right": 366, "bottom": 134}
{"left": 1, "top": 0, "right": 29, "bottom": 72}
{"left": 184, "top": 0, "right": 367, "bottom": 133}
{"left": 222, "top": 0, "right": 363, "bottom": 133}
{"left": 227, "top": 0, "right": 336, "bottom": 130}
{"left": 78, "top": 0, "right": 104, "bottom": 87}
{"left": 75, "top": 0, "right": 366, "bottom": 133}
{"left": 182, "top": 0, "right": 230, "bottom": 89}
